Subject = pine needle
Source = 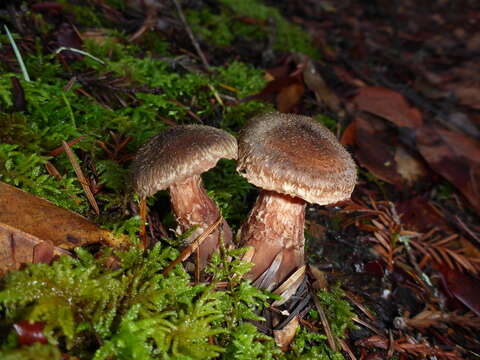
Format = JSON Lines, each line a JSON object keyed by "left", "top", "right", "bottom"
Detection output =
{"left": 163, "top": 216, "right": 222, "bottom": 276}
{"left": 62, "top": 140, "right": 100, "bottom": 215}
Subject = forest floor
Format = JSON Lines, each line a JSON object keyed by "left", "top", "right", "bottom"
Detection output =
{"left": 0, "top": 0, "right": 479, "bottom": 359}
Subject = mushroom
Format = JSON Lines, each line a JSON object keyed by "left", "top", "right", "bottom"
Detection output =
{"left": 237, "top": 112, "right": 356, "bottom": 289}
{"left": 131, "top": 125, "right": 237, "bottom": 268}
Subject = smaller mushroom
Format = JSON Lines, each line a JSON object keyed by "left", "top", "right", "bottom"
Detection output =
{"left": 131, "top": 125, "right": 237, "bottom": 268}
{"left": 237, "top": 112, "right": 356, "bottom": 289}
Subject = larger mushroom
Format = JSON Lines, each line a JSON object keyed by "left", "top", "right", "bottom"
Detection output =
{"left": 131, "top": 125, "right": 237, "bottom": 268}
{"left": 237, "top": 112, "right": 356, "bottom": 289}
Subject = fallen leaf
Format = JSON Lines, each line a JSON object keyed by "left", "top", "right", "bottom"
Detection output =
{"left": 340, "top": 120, "right": 356, "bottom": 146}
{"left": 273, "top": 316, "right": 299, "bottom": 352}
{"left": 276, "top": 81, "right": 304, "bottom": 113}
{"left": 445, "top": 82, "right": 480, "bottom": 110}
{"left": 416, "top": 125, "right": 480, "bottom": 213}
{"left": 353, "top": 86, "right": 423, "bottom": 129}
{"left": 396, "top": 197, "right": 449, "bottom": 232}
{"left": 438, "top": 266, "right": 480, "bottom": 316}
{"left": 354, "top": 116, "right": 426, "bottom": 186}
{"left": 393, "top": 146, "right": 428, "bottom": 185}
{"left": 14, "top": 321, "right": 48, "bottom": 345}
{"left": 0, "top": 182, "right": 125, "bottom": 272}
{"left": 10, "top": 77, "right": 26, "bottom": 112}
{"left": 301, "top": 59, "right": 340, "bottom": 111}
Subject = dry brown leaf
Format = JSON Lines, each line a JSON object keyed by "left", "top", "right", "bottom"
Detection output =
{"left": 273, "top": 316, "right": 299, "bottom": 352}
{"left": 353, "top": 86, "right": 423, "bottom": 128}
{"left": 0, "top": 182, "right": 124, "bottom": 272}
{"left": 445, "top": 82, "right": 480, "bottom": 110}
{"left": 339, "top": 120, "right": 356, "bottom": 146}
{"left": 416, "top": 125, "right": 480, "bottom": 213}
{"left": 276, "top": 81, "right": 305, "bottom": 113}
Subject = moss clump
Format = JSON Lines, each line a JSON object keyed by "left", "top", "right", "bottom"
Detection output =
{"left": 0, "top": 343, "right": 62, "bottom": 360}
{"left": 0, "top": 28, "right": 270, "bottom": 220}
{"left": 0, "top": 2, "right": 357, "bottom": 359}
{"left": 0, "top": 244, "right": 273, "bottom": 359}
{"left": 316, "top": 287, "right": 356, "bottom": 339}
{"left": 187, "top": 8, "right": 267, "bottom": 48}
{"left": 187, "top": 0, "right": 319, "bottom": 58}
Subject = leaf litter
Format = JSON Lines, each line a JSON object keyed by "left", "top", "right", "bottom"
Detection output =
{"left": 0, "top": 0, "right": 479, "bottom": 359}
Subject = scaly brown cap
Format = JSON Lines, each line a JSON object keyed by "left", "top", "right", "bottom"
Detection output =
{"left": 237, "top": 112, "right": 356, "bottom": 205}
{"left": 132, "top": 125, "right": 237, "bottom": 198}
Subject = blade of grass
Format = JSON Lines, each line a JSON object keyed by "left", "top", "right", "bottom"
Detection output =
{"left": 4, "top": 25, "right": 30, "bottom": 82}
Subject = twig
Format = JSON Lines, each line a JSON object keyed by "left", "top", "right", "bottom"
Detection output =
{"left": 62, "top": 141, "right": 100, "bottom": 215}
{"left": 339, "top": 338, "right": 357, "bottom": 360}
{"left": 162, "top": 216, "right": 222, "bottom": 276}
{"left": 455, "top": 215, "right": 480, "bottom": 244}
{"left": 195, "top": 245, "right": 201, "bottom": 284}
{"left": 352, "top": 316, "right": 384, "bottom": 336}
{"left": 171, "top": 0, "right": 211, "bottom": 72}
{"left": 313, "top": 293, "right": 337, "bottom": 352}
{"left": 4, "top": 25, "right": 30, "bottom": 82}
{"left": 139, "top": 198, "right": 148, "bottom": 248}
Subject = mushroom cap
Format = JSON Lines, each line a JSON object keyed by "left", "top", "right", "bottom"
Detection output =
{"left": 132, "top": 125, "right": 237, "bottom": 198}
{"left": 237, "top": 112, "right": 356, "bottom": 205}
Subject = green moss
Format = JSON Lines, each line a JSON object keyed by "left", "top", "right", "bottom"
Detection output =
{"left": 289, "top": 327, "right": 344, "bottom": 359}
{"left": 0, "top": 343, "right": 62, "bottom": 360}
{"left": 0, "top": 3, "right": 357, "bottom": 358}
{"left": 187, "top": 8, "right": 267, "bottom": 48}
{"left": 187, "top": 0, "right": 319, "bottom": 57}
{"left": 220, "top": 0, "right": 320, "bottom": 57}
{"left": 316, "top": 287, "right": 356, "bottom": 339}
{"left": 0, "top": 144, "right": 89, "bottom": 213}
{"left": 314, "top": 114, "right": 338, "bottom": 133}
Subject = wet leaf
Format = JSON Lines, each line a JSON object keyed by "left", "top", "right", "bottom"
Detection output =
{"left": 0, "top": 182, "right": 124, "bottom": 272}
{"left": 416, "top": 125, "right": 480, "bottom": 213}
{"left": 14, "top": 321, "right": 48, "bottom": 346}
{"left": 301, "top": 59, "right": 340, "bottom": 111}
{"left": 438, "top": 266, "right": 480, "bottom": 316}
{"left": 396, "top": 197, "right": 449, "bottom": 232}
{"left": 276, "top": 80, "right": 304, "bottom": 113}
{"left": 353, "top": 86, "right": 423, "bottom": 129}
{"left": 273, "top": 316, "right": 299, "bottom": 352}
{"left": 354, "top": 116, "right": 426, "bottom": 186}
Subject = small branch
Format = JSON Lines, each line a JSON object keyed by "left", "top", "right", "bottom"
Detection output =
{"left": 313, "top": 293, "right": 337, "bottom": 352}
{"left": 171, "top": 0, "right": 211, "bottom": 72}
{"left": 62, "top": 141, "right": 100, "bottom": 215}
{"left": 162, "top": 216, "right": 222, "bottom": 276}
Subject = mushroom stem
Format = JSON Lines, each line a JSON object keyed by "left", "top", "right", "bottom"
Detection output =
{"left": 169, "top": 174, "right": 232, "bottom": 268}
{"left": 240, "top": 190, "right": 306, "bottom": 287}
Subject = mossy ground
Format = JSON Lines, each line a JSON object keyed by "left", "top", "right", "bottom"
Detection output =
{"left": 0, "top": 0, "right": 353, "bottom": 359}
